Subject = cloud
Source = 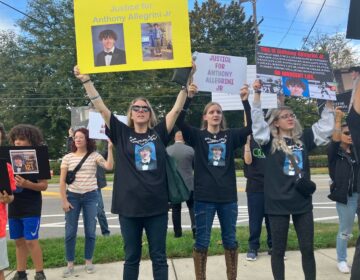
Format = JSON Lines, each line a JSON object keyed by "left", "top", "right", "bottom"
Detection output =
{"left": 285, "top": 0, "right": 349, "bottom": 26}
{"left": 0, "top": 19, "right": 19, "bottom": 31}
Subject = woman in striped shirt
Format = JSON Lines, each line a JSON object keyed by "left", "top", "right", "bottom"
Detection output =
{"left": 59, "top": 128, "right": 113, "bottom": 277}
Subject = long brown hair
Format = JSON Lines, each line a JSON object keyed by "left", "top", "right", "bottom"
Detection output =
{"left": 201, "top": 102, "right": 227, "bottom": 130}
{"left": 71, "top": 128, "right": 96, "bottom": 153}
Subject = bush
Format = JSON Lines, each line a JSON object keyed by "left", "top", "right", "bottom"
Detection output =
{"left": 50, "top": 160, "right": 61, "bottom": 176}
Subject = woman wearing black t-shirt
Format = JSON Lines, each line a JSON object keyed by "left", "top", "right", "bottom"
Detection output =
{"left": 74, "top": 65, "right": 196, "bottom": 280}
{"left": 176, "top": 84, "right": 252, "bottom": 280}
{"left": 251, "top": 89, "right": 334, "bottom": 280}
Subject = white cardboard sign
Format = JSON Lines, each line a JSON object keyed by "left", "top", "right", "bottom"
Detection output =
{"left": 193, "top": 52, "right": 247, "bottom": 95}
{"left": 211, "top": 65, "right": 278, "bottom": 111}
{"left": 88, "top": 111, "right": 127, "bottom": 140}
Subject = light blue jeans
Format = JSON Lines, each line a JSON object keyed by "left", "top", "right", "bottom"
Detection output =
{"left": 336, "top": 192, "right": 358, "bottom": 262}
{"left": 65, "top": 190, "right": 98, "bottom": 262}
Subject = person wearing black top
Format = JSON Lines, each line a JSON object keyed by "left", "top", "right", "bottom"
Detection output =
{"left": 243, "top": 135, "right": 272, "bottom": 261}
{"left": 327, "top": 110, "right": 359, "bottom": 274}
{"left": 176, "top": 84, "right": 252, "bottom": 280}
{"left": 73, "top": 65, "right": 196, "bottom": 280}
{"left": 348, "top": 78, "right": 360, "bottom": 280}
{"left": 251, "top": 85, "right": 334, "bottom": 280}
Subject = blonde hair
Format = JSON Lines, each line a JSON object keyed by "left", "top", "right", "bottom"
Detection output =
{"left": 126, "top": 97, "right": 157, "bottom": 129}
{"left": 266, "top": 106, "right": 303, "bottom": 154}
{"left": 201, "top": 102, "right": 227, "bottom": 130}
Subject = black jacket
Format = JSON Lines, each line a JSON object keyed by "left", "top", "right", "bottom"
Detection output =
{"left": 327, "top": 141, "right": 359, "bottom": 204}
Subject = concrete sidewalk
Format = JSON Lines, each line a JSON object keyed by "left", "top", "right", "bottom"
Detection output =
{"left": 5, "top": 247, "right": 354, "bottom": 279}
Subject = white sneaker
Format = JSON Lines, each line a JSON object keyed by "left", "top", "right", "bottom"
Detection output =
{"left": 337, "top": 261, "right": 350, "bottom": 274}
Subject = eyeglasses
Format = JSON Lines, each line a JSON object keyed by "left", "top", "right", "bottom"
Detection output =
{"left": 278, "top": 113, "right": 296, "bottom": 120}
{"left": 343, "top": 131, "right": 351, "bottom": 136}
{"left": 131, "top": 105, "right": 150, "bottom": 113}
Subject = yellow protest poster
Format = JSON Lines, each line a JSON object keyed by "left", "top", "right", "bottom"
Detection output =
{"left": 74, "top": 0, "right": 192, "bottom": 74}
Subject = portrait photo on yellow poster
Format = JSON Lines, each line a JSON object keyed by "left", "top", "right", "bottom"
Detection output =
{"left": 74, "top": 0, "right": 192, "bottom": 74}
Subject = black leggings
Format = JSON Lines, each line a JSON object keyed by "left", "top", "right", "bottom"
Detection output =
{"left": 269, "top": 211, "right": 316, "bottom": 280}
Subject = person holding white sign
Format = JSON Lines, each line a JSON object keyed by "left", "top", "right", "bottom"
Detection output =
{"left": 251, "top": 82, "right": 335, "bottom": 280}
{"left": 73, "top": 65, "right": 195, "bottom": 280}
{"left": 176, "top": 83, "right": 251, "bottom": 280}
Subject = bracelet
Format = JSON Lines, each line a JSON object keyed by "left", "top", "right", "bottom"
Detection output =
{"left": 181, "top": 86, "right": 188, "bottom": 94}
{"left": 89, "top": 95, "right": 100, "bottom": 101}
{"left": 245, "top": 150, "right": 251, "bottom": 152}
{"left": 82, "top": 79, "right": 91, "bottom": 84}
{"left": 254, "top": 89, "right": 261, "bottom": 94}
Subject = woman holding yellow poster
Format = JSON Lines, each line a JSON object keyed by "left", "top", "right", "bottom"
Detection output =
{"left": 73, "top": 65, "right": 196, "bottom": 280}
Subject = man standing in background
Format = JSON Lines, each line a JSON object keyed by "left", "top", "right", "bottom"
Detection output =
{"left": 167, "top": 130, "right": 196, "bottom": 238}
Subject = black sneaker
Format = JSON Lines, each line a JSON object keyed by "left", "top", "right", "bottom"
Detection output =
{"left": 11, "top": 272, "right": 28, "bottom": 280}
{"left": 34, "top": 272, "right": 46, "bottom": 280}
{"left": 246, "top": 249, "right": 257, "bottom": 261}
{"left": 174, "top": 230, "right": 182, "bottom": 238}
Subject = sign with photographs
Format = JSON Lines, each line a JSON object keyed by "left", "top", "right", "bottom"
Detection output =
{"left": 256, "top": 46, "right": 336, "bottom": 100}
{"left": 0, "top": 146, "right": 51, "bottom": 180}
{"left": 211, "top": 65, "right": 278, "bottom": 111}
{"left": 74, "top": 0, "right": 191, "bottom": 74}
{"left": 193, "top": 52, "right": 247, "bottom": 95}
{"left": 317, "top": 90, "right": 352, "bottom": 115}
{"left": 10, "top": 149, "right": 39, "bottom": 175}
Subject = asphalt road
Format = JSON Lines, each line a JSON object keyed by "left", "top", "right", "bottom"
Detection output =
{"left": 12, "top": 174, "right": 341, "bottom": 239}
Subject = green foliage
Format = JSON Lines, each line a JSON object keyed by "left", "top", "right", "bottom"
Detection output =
{"left": 0, "top": 0, "right": 259, "bottom": 159}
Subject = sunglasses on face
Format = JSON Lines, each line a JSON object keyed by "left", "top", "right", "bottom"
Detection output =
{"left": 131, "top": 105, "right": 150, "bottom": 113}
{"left": 278, "top": 113, "right": 296, "bottom": 120}
{"left": 343, "top": 131, "right": 351, "bottom": 136}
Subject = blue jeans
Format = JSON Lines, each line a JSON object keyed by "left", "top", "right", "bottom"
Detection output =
{"left": 119, "top": 213, "right": 168, "bottom": 280}
{"left": 194, "top": 201, "right": 238, "bottom": 250}
{"left": 336, "top": 192, "right": 358, "bottom": 262}
{"left": 65, "top": 190, "right": 98, "bottom": 261}
{"left": 247, "top": 192, "right": 272, "bottom": 250}
{"left": 97, "top": 188, "right": 110, "bottom": 235}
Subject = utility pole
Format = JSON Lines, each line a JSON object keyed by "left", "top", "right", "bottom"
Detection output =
{"left": 239, "top": 0, "right": 260, "bottom": 54}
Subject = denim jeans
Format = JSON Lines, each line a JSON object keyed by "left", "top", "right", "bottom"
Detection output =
{"left": 194, "top": 201, "right": 238, "bottom": 250}
{"left": 65, "top": 190, "right": 98, "bottom": 262}
{"left": 336, "top": 192, "right": 358, "bottom": 262}
{"left": 97, "top": 188, "right": 110, "bottom": 235}
{"left": 119, "top": 213, "right": 168, "bottom": 280}
{"left": 247, "top": 192, "right": 272, "bottom": 251}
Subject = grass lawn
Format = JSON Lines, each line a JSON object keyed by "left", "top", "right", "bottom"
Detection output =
{"left": 7, "top": 223, "right": 357, "bottom": 269}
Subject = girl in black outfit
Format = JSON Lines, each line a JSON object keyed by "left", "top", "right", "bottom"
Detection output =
{"left": 176, "top": 84, "right": 251, "bottom": 280}
{"left": 251, "top": 86, "right": 334, "bottom": 280}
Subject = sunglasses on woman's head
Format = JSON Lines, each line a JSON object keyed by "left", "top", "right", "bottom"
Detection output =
{"left": 343, "top": 131, "right": 351, "bottom": 136}
{"left": 131, "top": 105, "right": 150, "bottom": 113}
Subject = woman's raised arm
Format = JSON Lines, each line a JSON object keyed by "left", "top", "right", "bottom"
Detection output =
{"left": 73, "top": 65, "right": 111, "bottom": 127}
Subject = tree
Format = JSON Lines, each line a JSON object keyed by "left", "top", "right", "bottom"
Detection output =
{"left": 303, "top": 32, "right": 360, "bottom": 69}
{"left": 0, "top": 0, "right": 259, "bottom": 158}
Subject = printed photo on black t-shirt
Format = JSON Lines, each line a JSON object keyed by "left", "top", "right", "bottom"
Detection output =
{"left": 208, "top": 143, "right": 226, "bottom": 167}
{"left": 135, "top": 142, "right": 157, "bottom": 171}
{"left": 283, "top": 150, "right": 303, "bottom": 176}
